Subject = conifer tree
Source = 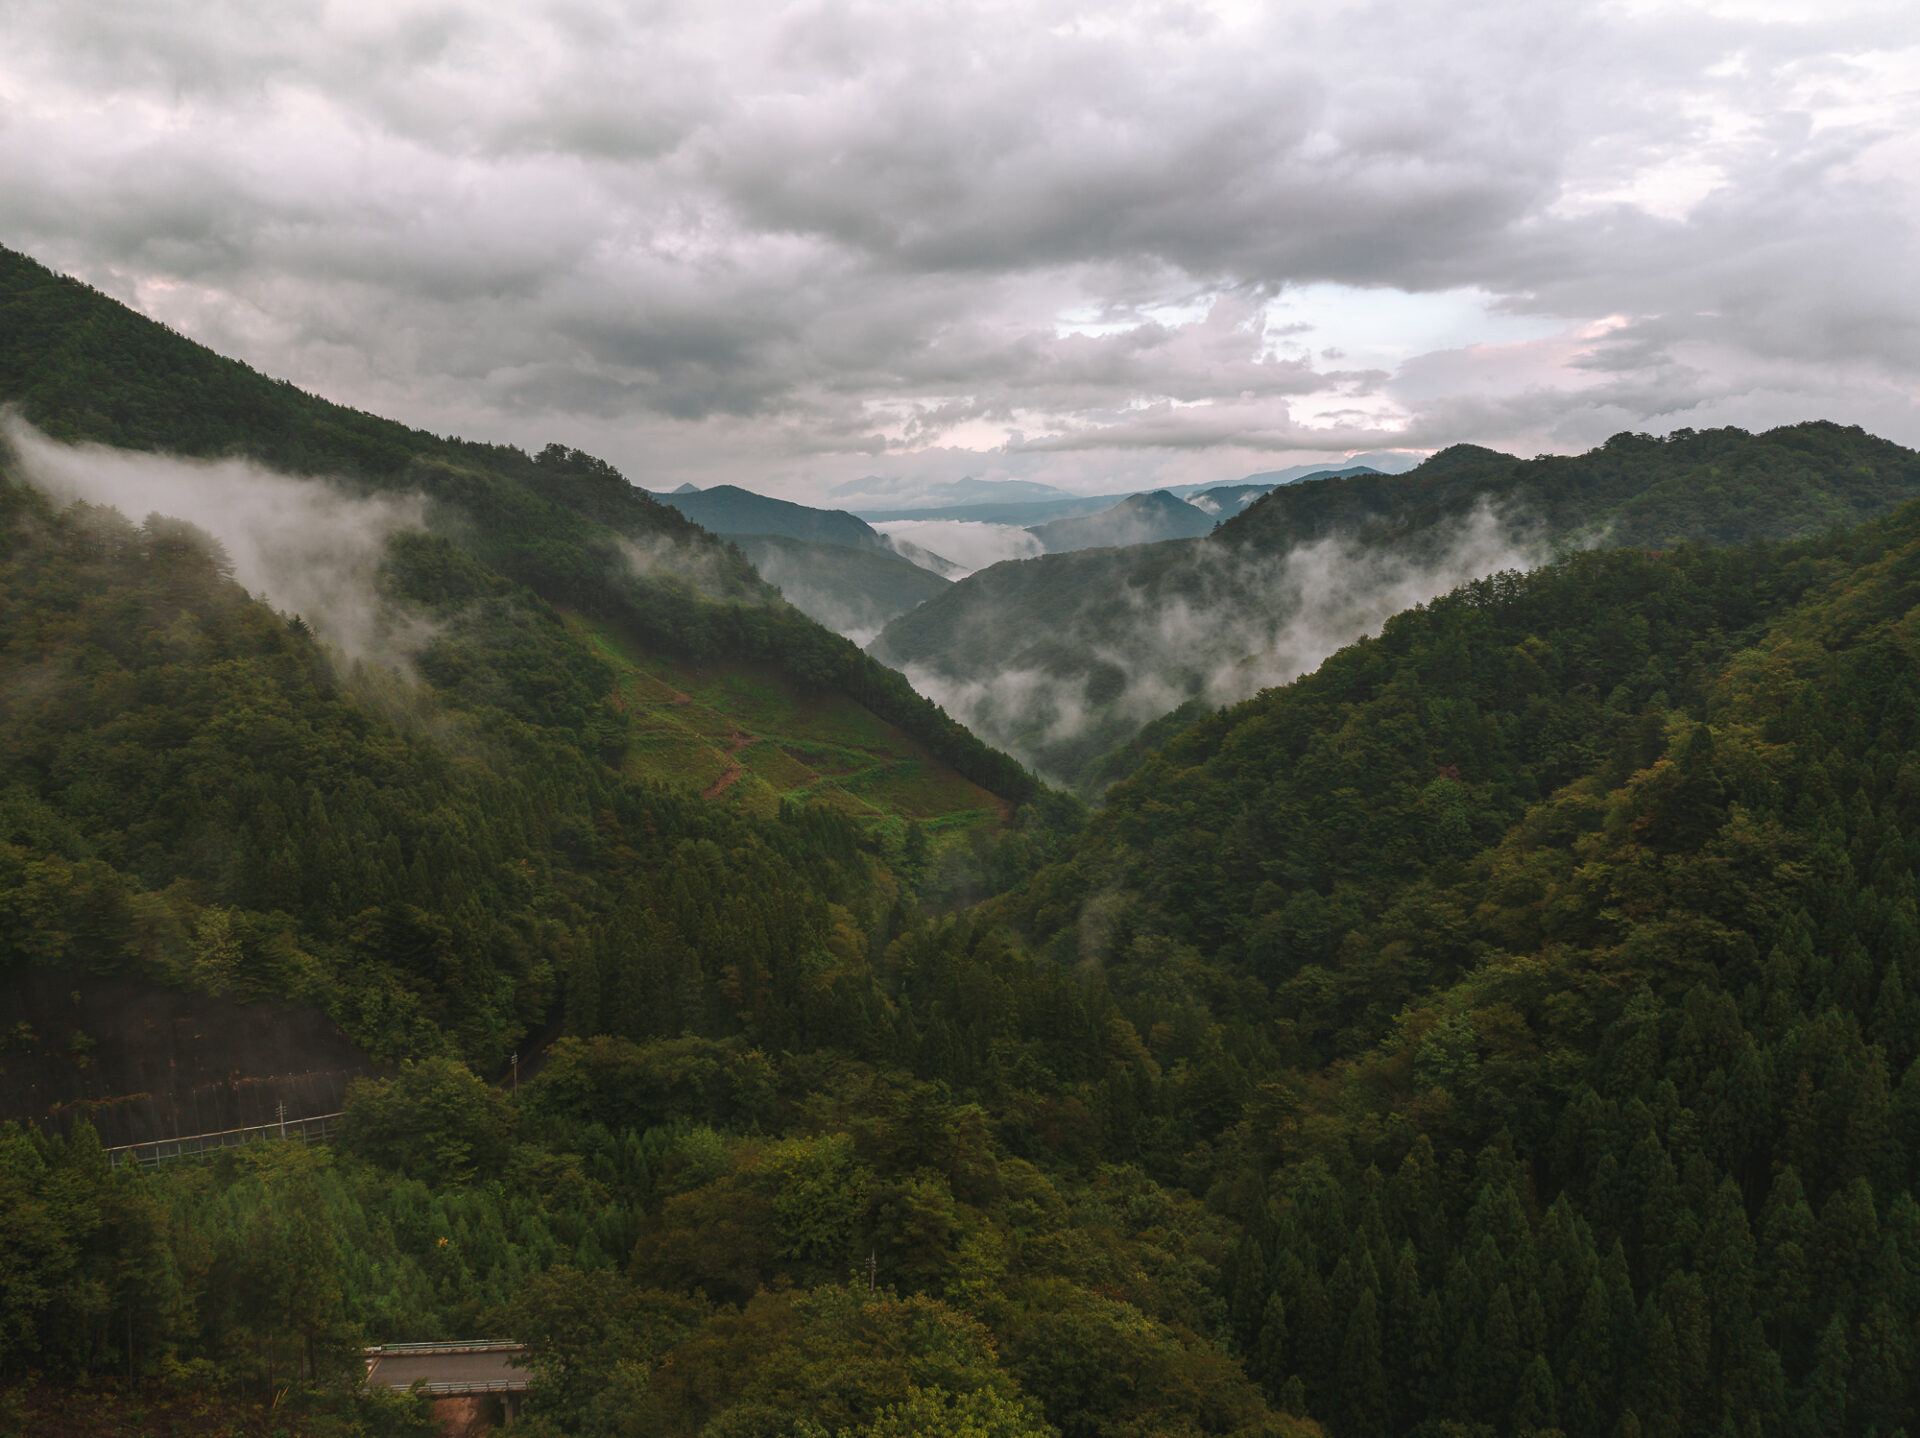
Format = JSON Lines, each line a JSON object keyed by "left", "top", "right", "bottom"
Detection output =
{"left": 1512, "top": 1352, "right": 1560, "bottom": 1436}
{"left": 1795, "top": 1314, "right": 1849, "bottom": 1438}
{"left": 1336, "top": 1286, "right": 1387, "bottom": 1436}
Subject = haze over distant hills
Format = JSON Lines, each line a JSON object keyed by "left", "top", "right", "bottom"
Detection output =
{"left": 657, "top": 463, "right": 1414, "bottom": 627}
{"left": 1026, "top": 491, "right": 1217, "bottom": 552}
{"left": 649, "top": 481, "right": 967, "bottom": 638}
{"left": 728, "top": 533, "right": 951, "bottom": 645}
{"left": 11, "top": 234, "right": 1920, "bottom": 1438}
{"left": 828, "top": 473, "right": 1080, "bottom": 509}
{"left": 821, "top": 453, "right": 1423, "bottom": 516}
{"left": 873, "top": 423, "right": 1920, "bottom": 790}
{"left": 654, "top": 483, "right": 897, "bottom": 553}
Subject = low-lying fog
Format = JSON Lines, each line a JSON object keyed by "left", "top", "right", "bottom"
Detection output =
{"left": 892, "top": 502, "right": 1549, "bottom": 786}
{"left": 4, "top": 418, "right": 428, "bottom": 669}
{"left": 870, "top": 519, "right": 1041, "bottom": 576}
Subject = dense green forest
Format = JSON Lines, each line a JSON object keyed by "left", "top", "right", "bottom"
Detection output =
{"left": 875, "top": 421, "right": 1920, "bottom": 790}
{"left": 0, "top": 444, "right": 1276, "bottom": 1438}
{"left": 988, "top": 499, "right": 1920, "bottom": 1436}
{"left": 1221, "top": 422, "right": 1920, "bottom": 555}
{"left": 5, "top": 241, "right": 1920, "bottom": 1438}
{"left": 0, "top": 244, "right": 1034, "bottom": 806}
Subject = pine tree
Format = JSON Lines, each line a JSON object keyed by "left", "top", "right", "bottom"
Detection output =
{"left": 1251, "top": 1292, "right": 1288, "bottom": 1396}
{"left": 1559, "top": 1278, "right": 1616, "bottom": 1438}
{"left": 1850, "top": 1298, "right": 1909, "bottom": 1435}
{"left": 1290, "top": 1259, "right": 1336, "bottom": 1417}
{"left": 1815, "top": 1177, "right": 1879, "bottom": 1324}
{"left": 1512, "top": 1352, "right": 1560, "bottom": 1436}
{"left": 1758, "top": 1167, "right": 1815, "bottom": 1346}
{"left": 1385, "top": 1241, "right": 1433, "bottom": 1430}
{"left": 1699, "top": 1175, "right": 1756, "bottom": 1368}
{"left": 1226, "top": 1237, "right": 1269, "bottom": 1353}
{"left": 1336, "top": 1286, "right": 1388, "bottom": 1436}
{"left": 1466, "top": 1282, "right": 1523, "bottom": 1427}
{"left": 1795, "top": 1313, "right": 1849, "bottom": 1438}
{"left": 1719, "top": 1314, "right": 1790, "bottom": 1436}
{"left": 1634, "top": 1301, "right": 1682, "bottom": 1438}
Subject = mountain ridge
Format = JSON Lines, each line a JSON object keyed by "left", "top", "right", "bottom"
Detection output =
{"left": 875, "top": 421, "right": 1920, "bottom": 790}
{"left": 1026, "top": 490, "right": 1218, "bottom": 552}
{"left": 0, "top": 242, "right": 1036, "bottom": 805}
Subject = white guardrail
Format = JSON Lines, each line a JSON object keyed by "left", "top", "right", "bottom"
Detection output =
{"left": 104, "top": 1111, "right": 344, "bottom": 1167}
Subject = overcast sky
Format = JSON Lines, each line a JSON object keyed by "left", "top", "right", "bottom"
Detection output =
{"left": 4, "top": 0, "right": 1916, "bottom": 502}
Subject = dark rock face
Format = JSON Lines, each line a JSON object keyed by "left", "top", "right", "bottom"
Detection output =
{"left": 0, "top": 972, "right": 372, "bottom": 1145}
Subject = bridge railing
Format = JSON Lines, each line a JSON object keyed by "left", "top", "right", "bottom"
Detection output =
{"left": 363, "top": 1340, "right": 532, "bottom": 1396}
{"left": 105, "top": 1111, "right": 344, "bottom": 1168}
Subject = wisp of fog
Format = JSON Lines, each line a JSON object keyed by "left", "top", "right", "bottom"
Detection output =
{"left": 4, "top": 417, "right": 427, "bottom": 666}
{"left": 871, "top": 519, "right": 1041, "bottom": 576}
{"left": 900, "top": 502, "right": 1546, "bottom": 784}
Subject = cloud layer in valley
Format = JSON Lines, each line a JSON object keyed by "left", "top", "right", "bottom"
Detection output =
{"left": 894, "top": 504, "right": 1546, "bottom": 783}
{"left": 2, "top": 0, "right": 1917, "bottom": 499}
{"left": 4, "top": 419, "right": 430, "bottom": 666}
{"left": 871, "top": 520, "right": 1043, "bottom": 577}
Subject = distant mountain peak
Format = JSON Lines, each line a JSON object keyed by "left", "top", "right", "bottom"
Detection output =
{"left": 1025, "top": 489, "right": 1215, "bottom": 553}
{"left": 1124, "top": 490, "right": 1200, "bottom": 510}
{"left": 1416, "top": 443, "right": 1517, "bottom": 474}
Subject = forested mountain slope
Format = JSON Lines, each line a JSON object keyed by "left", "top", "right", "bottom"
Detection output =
{"left": 1026, "top": 491, "right": 1217, "bottom": 553}
{"left": 1220, "top": 422, "right": 1920, "bottom": 555}
{"left": 732, "top": 532, "right": 953, "bottom": 642}
{"left": 11, "top": 468, "right": 1920, "bottom": 1438}
{"left": 657, "top": 483, "right": 894, "bottom": 553}
{"left": 0, "top": 470, "right": 896, "bottom": 1071}
{"left": 8, "top": 233, "right": 1920, "bottom": 1438}
{"left": 984, "top": 498, "right": 1920, "bottom": 1435}
{"left": 0, "top": 445, "right": 1302, "bottom": 1438}
{"left": 0, "top": 244, "right": 1033, "bottom": 806}
{"left": 0, "top": 247, "right": 1312, "bottom": 1438}
{"left": 876, "top": 423, "right": 1920, "bottom": 793}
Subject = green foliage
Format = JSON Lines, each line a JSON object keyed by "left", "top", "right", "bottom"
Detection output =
{"left": 979, "top": 494, "right": 1920, "bottom": 1433}
{"left": 0, "top": 464, "right": 952, "bottom": 1067}
{"left": 881, "top": 421, "right": 1920, "bottom": 792}
{"left": 341, "top": 1059, "right": 515, "bottom": 1186}
{"left": 831, "top": 1383, "right": 1054, "bottom": 1438}
{"left": 1223, "top": 422, "right": 1920, "bottom": 555}
{"left": 0, "top": 243, "right": 1036, "bottom": 804}
{"left": 16, "top": 239, "right": 1920, "bottom": 1437}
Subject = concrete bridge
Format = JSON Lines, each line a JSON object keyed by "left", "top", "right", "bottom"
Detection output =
{"left": 365, "top": 1341, "right": 529, "bottom": 1432}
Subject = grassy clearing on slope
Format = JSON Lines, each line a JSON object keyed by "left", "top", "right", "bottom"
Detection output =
{"left": 567, "top": 614, "right": 1006, "bottom": 830}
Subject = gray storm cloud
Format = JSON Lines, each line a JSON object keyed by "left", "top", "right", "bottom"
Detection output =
{"left": 1, "top": 0, "right": 1917, "bottom": 495}
{"left": 4, "top": 419, "right": 429, "bottom": 666}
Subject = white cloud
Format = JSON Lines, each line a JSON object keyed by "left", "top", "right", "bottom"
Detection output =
{"left": 0, "top": 0, "right": 1916, "bottom": 499}
{"left": 870, "top": 520, "right": 1044, "bottom": 576}
{"left": 4, "top": 417, "right": 430, "bottom": 668}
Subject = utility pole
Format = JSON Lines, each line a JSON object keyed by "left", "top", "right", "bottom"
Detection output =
{"left": 866, "top": 1251, "right": 877, "bottom": 1296}
{"left": 278, "top": 1101, "right": 286, "bottom": 1139}
{"left": 511, "top": 1051, "right": 518, "bottom": 1094}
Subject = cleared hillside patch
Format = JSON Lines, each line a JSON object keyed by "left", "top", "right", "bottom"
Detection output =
{"left": 567, "top": 613, "right": 1006, "bottom": 827}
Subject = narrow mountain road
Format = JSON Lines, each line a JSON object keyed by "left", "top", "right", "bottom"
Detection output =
{"left": 701, "top": 732, "right": 759, "bottom": 799}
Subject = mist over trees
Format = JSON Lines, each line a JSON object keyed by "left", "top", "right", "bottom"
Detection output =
{"left": 876, "top": 422, "right": 1920, "bottom": 793}
{"left": 5, "top": 244, "right": 1920, "bottom": 1438}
